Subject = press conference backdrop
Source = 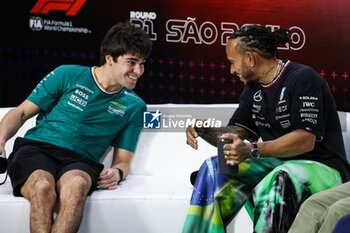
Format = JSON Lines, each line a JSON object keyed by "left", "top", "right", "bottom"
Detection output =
{"left": 1, "top": 0, "right": 349, "bottom": 112}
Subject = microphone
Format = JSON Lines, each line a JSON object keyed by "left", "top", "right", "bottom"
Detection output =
{"left": 0, "top": 156, "right": 8, "bottom": 174}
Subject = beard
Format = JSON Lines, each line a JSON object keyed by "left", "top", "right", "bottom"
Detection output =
{"left": 240, "top": 62, "right": 257, "bottom": 89}
{"left": 244, "top": 79, "right": 257, "bottom": 89}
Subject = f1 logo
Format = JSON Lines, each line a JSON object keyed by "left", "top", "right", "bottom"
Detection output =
{"left": 30, "top": 0, "right": 86, "bottom": 16}
{"left": 143, "top": 110, "right": 161, "bottom": 129}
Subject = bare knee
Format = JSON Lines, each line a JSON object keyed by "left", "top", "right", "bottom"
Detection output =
{"left": 32, "top": 178, "right": 57, "bottom": 202}
{"left": 21, "top": 170, "right": 56, "bottom": 202}
{"left": 71, "top": 175, "right": 90, "bottom": 194}
{"left": 59, "top": 175, "right": 91, "bottom": 201}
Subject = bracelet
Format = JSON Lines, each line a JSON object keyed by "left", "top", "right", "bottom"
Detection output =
{"left": 115, "top": 168, "right": 124, "bottom": 183}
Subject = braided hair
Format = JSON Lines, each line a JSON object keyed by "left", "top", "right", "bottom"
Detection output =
{"left": 229, "top": 25, "right": 290, "bottom": 59}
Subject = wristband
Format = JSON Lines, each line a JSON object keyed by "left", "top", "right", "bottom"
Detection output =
{"left": 116, "top": 168, "right": 124, "bottom": 183}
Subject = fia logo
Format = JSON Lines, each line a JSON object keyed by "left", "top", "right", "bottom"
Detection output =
{"left": 143, "top": 110, "right": 161, "bottom": 129}
{"left": 29, "top": 17, "right": 43, "bottom": 31}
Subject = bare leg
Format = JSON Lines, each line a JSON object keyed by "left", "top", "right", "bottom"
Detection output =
{"left": 20, "top": 169, "right": 57, "bottom": 233}
{"left": 52, "top": 169, "right": 92, "bottom": 233}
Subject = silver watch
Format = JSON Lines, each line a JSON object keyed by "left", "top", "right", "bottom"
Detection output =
{"left": 250, "top": 142, "right": 261, "bottom": 159}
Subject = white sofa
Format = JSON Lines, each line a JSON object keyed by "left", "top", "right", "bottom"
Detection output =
{"left": 0, "top": 104, "right": 349, "bottom": 233}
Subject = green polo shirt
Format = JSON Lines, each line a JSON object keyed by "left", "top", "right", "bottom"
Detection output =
{"left": 25, "top": 65, "right": 146, "bottom": 163}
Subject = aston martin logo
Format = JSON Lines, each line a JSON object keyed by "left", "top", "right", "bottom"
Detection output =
{"left": 111, "top": 102, "right": 127, "bottom": 109}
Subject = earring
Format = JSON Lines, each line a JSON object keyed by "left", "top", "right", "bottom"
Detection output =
{"left": 251, "top": 63, "right": 255, "bottom": 67}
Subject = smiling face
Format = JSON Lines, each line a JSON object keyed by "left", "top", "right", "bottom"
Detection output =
{"left": 226, "top": 39, "right": 256, "bottom": 88}
{"left": 108, "top": 53, "right": 146, "bottom": 90}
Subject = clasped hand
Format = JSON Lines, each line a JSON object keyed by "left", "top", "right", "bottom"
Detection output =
{"left": 97, "top": 168, "right": 121, "bottom": 190}
{"left": 220, "top": 133, "right": 250, "bottom": 165}
{"left": 186, "top": 123, "right": 251, "bottom": 165}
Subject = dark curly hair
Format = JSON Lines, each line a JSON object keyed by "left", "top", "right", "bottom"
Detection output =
{"left": 229, "top": 25, "right": 290, "bottom": 59}
{"left": 100, "top": 21, "right": 152, "bottom": 65}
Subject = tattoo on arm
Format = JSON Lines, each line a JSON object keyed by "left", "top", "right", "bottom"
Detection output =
{"left": 197, "top": 125, "right": 249, "bottom": 147}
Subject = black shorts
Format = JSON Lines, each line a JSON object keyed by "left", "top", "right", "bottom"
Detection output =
{"left": 8, "top": 137, "right": 104, "bottom": 196}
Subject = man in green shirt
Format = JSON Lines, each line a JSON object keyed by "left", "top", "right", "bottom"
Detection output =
{"left": 0, "top": 22, "right": 151, "bottom": 233}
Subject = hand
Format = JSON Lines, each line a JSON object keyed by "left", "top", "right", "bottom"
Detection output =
{"left": 220, "top": 133, "right": 250, "bottom": 165}
{"left": 97, "top": 168, "right": 121, "bottom": 190}
{"left": 185, "top": 119, "right": 204, "bottom": 150}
